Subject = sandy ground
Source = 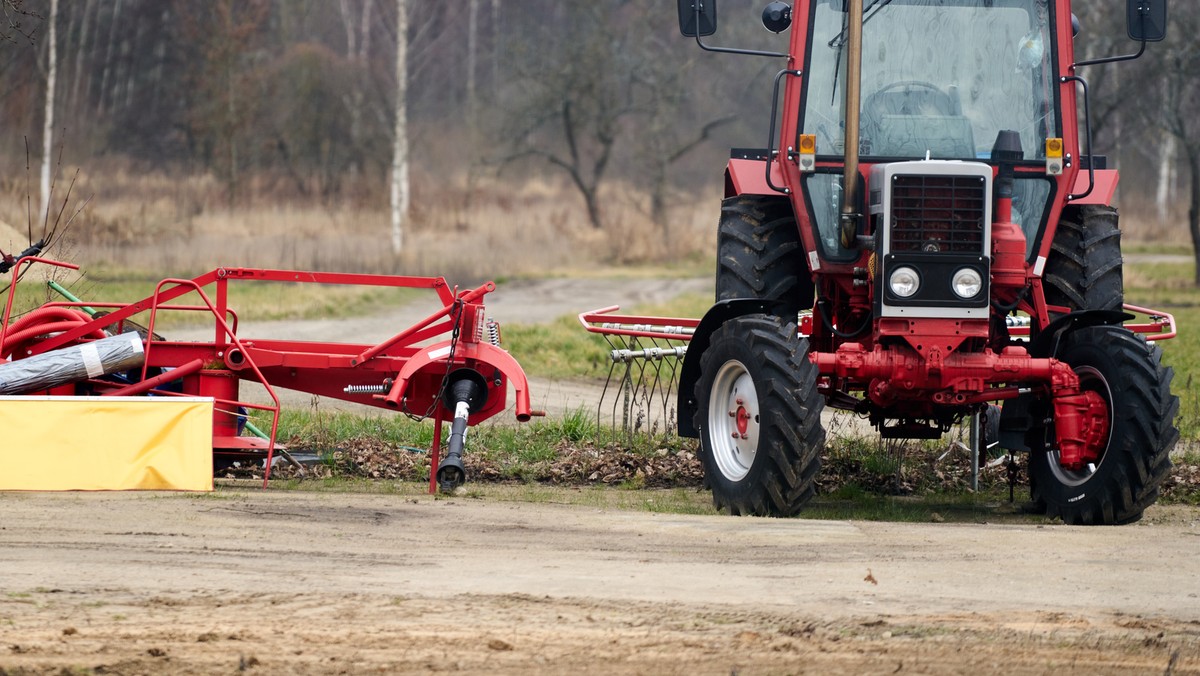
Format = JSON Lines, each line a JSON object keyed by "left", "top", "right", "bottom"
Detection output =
{"left": 4, "top": 273, "right": 1196, "bottom": 673}
{"left": 0, "top": 490, "right": 1198, "bottom": 674}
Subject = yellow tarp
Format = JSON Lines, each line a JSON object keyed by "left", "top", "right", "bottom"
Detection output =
{"left": 0, "top": 396, "right": 214, "bottom": 491}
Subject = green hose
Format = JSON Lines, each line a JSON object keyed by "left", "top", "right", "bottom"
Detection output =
{"left": 46, "top": 280, "right": 97, "bottom": 317}
{"left": 244, "top": 420, "right": 271, "bottom": 440}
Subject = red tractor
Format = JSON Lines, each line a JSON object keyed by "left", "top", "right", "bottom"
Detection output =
{"left": 675, "top": 0, "right": 1177, "bottom": 524}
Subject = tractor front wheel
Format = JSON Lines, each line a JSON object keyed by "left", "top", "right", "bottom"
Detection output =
{"left": 693, "top": 314, "right": 824, "bottom": 516}
{"left": 1029, "top": 325, "right": 1177, "bottom": 525}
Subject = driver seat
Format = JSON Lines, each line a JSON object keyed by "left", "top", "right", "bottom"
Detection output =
{"left": 862, "top": 83, "right": 975, "bottom": 158}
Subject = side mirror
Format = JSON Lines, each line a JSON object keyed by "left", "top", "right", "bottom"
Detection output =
{"left": 761, "top": 2, "right": 792, "bottom": 34}
{"left": 1127, "top": 0, "right": 1167, "bottom": 43}
{"left": 678, "top": 0, "right": 717, "bottom": 38}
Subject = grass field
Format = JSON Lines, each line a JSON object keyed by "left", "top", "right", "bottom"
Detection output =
{"left": 1125, "top": 258, "right": 1200, "bottom": 439}
{"left": 4, "top": 167, "right": 1199, "bottom": 512}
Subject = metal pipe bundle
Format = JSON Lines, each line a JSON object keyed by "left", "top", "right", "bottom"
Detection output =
{"left": 0, "top": 333, "right": 145, "bottom": 395}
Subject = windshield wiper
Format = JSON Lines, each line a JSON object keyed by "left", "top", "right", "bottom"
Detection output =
{"left": 828, "top": 0, "right": 894, "bottom": 49}
{"left": 829, "top": 0, "right": 894, "bottom": 107}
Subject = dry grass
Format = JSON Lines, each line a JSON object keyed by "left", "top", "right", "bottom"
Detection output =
{"left": 0, "top": 161, "right": 720, "bottom": 284}
{"left": 1117, "top": 193, "right": 1191, "bottom": 247}
{"left": 1, "top": 158, "right": 1181, "bottom": 296}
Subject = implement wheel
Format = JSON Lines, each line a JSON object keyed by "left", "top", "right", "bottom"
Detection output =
{"left": 693, "top": 314, "right": 824, "bottom": 516}
{"left": 1029, "top": 326, "right": 1177, "bottom": 525}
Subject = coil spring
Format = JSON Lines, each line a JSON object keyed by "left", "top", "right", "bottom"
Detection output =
{"left": 486, "top": 318, "right": 501, "bottom": 346}
{"left": 344, "top": 383, "right": 390, "bottom": 394}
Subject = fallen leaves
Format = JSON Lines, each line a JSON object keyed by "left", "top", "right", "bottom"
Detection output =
{"left": 216, "top": 432, "right": 1200, "bottom": 508}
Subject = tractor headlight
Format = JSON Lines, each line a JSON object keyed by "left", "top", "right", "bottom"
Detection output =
{"left": 951, "top": 267, "right": 983, "bottom": 299}
{"left": 888, "top": 266, "right": 920, "bottom": 298}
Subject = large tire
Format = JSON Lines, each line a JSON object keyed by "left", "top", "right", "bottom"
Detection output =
{"left": 1017, "top": 204, "right": 1125, "bottom": 508}
{"left": 716, "top": 195, "right": 812, "bottom": 312}
{"left": 1029, "top": 326, "right": 1178, "bottom": 525}
{"left": 1043, "top": 204, "right": 1123, "bottom": 314}
{"left": 693, "top": 314, "right": 825, "bottom": 516}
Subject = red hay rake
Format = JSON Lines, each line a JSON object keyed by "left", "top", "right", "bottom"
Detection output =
{"left": 1, "top": 256, "right": 537, "bottom": 492}
{"left": 578, "top": 306, "right": 697, "bottom": 439}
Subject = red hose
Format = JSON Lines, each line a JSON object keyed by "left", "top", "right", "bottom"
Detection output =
{"left": 2, "top": 308, "right": 108, "bottom": 360}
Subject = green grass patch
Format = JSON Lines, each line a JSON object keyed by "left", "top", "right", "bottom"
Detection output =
{"left": 1125, "top": 260, "right": 1200, "bottom": 439}
{"left": 501, "top": 315, "right": 613, "bottom": 380}
{"left": 1123, "top": 242, "right": 1194, "bottom": 256}
{"left": 503, "top": 291, "right": 711, "bottom": 380}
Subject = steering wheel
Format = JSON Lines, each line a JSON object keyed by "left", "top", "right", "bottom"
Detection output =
{"left": 864, "top": 80, "right": 956, "bottom": 117}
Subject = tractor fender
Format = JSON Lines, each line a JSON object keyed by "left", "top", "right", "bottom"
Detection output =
{"left": 677, "top": 298, "right": 790, "bottom": 437}
{"left": 1027, "top": 309, "right": 1134, "bottom": 358}
{"left": 1069, "top": 168, "right": 1119, "bottom": 205}
{"left": 724, "top": 158, "right": 785, "bottom": 198}
{"left": 997, "top": 308, "right": 1133, "bottom": 451}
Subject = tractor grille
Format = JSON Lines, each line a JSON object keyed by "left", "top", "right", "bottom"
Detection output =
{"left": 890, "top": 175, "right": 986, "bottom": 255}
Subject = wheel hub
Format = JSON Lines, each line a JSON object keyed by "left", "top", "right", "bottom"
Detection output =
{"left": 734, "top": 402, "right": 750, "bottom": 437}
{"left": 707, "top": 360, "right": 760, "bottom": 482}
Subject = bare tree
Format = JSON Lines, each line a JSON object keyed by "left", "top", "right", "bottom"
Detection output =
{"left": 467, "top": 0, "right": 477, "bottom": 110}
{"left": 1, "top": 0, "right": 38, "bottom": 45}
{"left": 95, "top": 0, "right": 121, "bottom": 115}
{"left": 498, "top": 3, "right": 651, "bottom": 230}
{"left": 67, "top": 0, "right": 94, "bottom": 113}
{"left": 338, "top": 0, "right": 374, "bottom": 178}
{"left": 1154, "top": 12, "right": 1200, "bottom": 283}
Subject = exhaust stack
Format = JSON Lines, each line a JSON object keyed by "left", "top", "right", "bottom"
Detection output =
{"left": 838, "top": 0, "right": 865, "bottom": 249}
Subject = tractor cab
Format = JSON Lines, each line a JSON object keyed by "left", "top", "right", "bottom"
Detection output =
{"left": 801, "top": 0, "right": 1063, "bottom": 264}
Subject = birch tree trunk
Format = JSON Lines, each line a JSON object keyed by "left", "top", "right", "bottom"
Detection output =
{"left": 40, "top": 0, "right": 59, "bottom": 222}
{"left": 1157, "top": 134, "right": 1176, "bottom": 225}
{"left": 390, "top": 0, "right": 409, "bottom": 254}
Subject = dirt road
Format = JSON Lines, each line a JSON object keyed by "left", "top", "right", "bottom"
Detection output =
{"left": 3, "top": 273, "right": 1195, "bottom": 673}
{"left": 1, "top": 489, "right": 1198, "bottom": 674}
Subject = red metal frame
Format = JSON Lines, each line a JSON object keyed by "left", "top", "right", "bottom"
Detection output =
{"left": 2, "top": 259, "right": 536, "bottom": 490}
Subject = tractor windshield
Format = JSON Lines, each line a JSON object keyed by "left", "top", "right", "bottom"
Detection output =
{"left": 803, "top": 0, "right": 1058, "bottom": 161}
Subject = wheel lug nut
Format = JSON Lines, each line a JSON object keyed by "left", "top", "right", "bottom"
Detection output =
{"left": 731, "top": 432, "right": 740, "bottom": 439}
{"left": 728, "top": 410, "right": 736, "bottom": 417}
{"left": 740, "top": 433, "right": 749, "bottom": 440}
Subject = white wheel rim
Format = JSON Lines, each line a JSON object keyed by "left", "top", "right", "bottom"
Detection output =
{"left": 707, "top": 359, "right": 760, "bottom": 482}
{"left": 1049, "top": 365, "right": 1112, "bottom": 487}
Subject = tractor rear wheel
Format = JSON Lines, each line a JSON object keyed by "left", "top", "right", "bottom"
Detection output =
{"left": 1029, "top": 326, "right": 1177, "bottom": 525}
{"left": 693, "top": 314, "right": 824, "bottom": 516}
{"left": 716, "top": 195, "right": 812, "bottom": 313}
{"left": 1043, "top": 204, "right": 1123, "bottom": 314}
